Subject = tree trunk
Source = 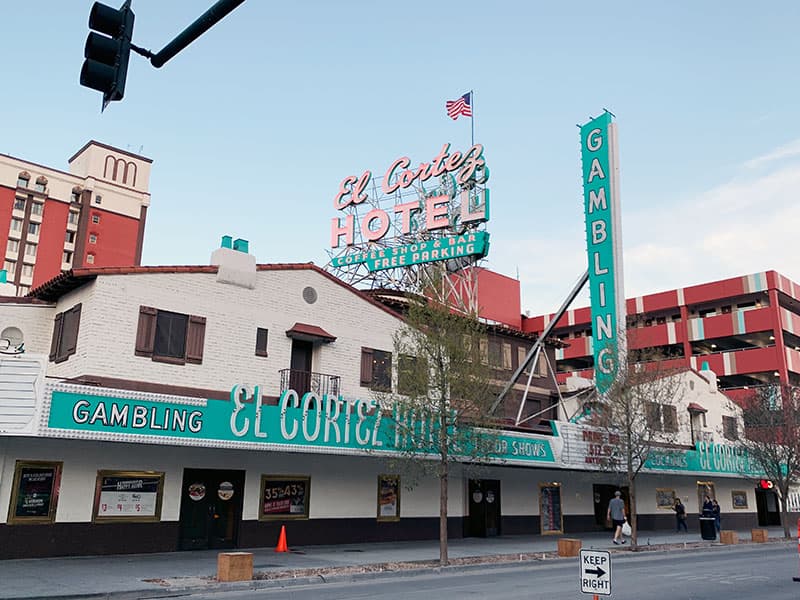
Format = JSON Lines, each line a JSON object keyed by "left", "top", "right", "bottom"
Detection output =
{"left": 628, "top": 472, "right": 638, "bottom": 549}
{"left": 780, "top": 487, "right": 791, "bottom": 539}
{"left": 439, "top": 460, "right": 448, "bottom": 565}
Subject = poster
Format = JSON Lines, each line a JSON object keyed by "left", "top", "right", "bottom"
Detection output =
{"left": 93, "top": 471, "right": 164, "bottom": 522}
{"left": 259, "top": 475, "right": 310, "bottom": 520}
{"left": 8, "top": 461, "right": 62, "bottom": 524}
{"left": 539, "top": 483, "right": 563, "bottom": 535}
{"left": 377, "top": 475, "right": 400, "bottom": 521}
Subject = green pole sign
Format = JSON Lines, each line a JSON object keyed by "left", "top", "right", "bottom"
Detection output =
{"left": 579, "top": 112, "right": 625, "bottom": 395}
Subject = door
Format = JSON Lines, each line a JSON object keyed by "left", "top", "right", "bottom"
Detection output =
{"left": 755, "top": 489, "right": 781, "bottom": 526}
{"left": 466, "top": 479, "right": 501, "bottom": 537}
{"left": 178, "top": 469, "right": 245, "bottom": 550}
{"left": 290, "top": 340, "right": 313, "bottom": 396}
{"left": 593, "top": 484, "right": 630, "bottom": 528}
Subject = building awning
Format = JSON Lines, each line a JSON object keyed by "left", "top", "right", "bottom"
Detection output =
{"left": 687, "top": 402, "right": 708, "bottom": 413}
{"left": 285, "top": 323, "right": 336, "bottom": 343}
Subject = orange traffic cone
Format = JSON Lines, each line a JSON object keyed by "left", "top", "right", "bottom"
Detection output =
{"left": 275, "top": 525, "right": 289, "bottom": 553}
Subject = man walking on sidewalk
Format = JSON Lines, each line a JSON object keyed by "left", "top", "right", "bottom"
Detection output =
{"left": 607, "top": 490, "right": 627, "bottom": 545}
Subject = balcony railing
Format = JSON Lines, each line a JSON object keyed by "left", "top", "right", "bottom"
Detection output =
{"left": 279, "top": 369, "right": 341, "bottom": 397}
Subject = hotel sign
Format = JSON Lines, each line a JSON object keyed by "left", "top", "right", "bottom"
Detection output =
{"left": 330, "top": 144, "right": 490, "bottom": 271}
{"left": 579, "top": 113, "right": 625, "bottom": 395}
{"left": 46, "top": 385, "right": 554, "bottom": 465}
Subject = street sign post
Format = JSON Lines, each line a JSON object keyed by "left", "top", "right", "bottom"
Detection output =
{"left": 579, "top": 549, "right": 611, "bottom": 597}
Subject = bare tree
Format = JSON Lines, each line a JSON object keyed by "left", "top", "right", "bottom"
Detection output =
{"left": 375, "top": 273, "right": 497, "bottom": 566}
{"left": 736, "top": 383, "right": 800, "bottom": 538}
{"left": 588, "top": 347, "right": 686, "bottom": 548}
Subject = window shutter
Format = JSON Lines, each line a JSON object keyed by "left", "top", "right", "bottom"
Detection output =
{"left": 185, "top": 315, "right": 206, "bottom": 364}
{"left": 59, "top": 303, "right": 82, "bottom": 361}
{"left": 135, "top": 306, "right": 157, "bottom": 357}
{"left": 49, "top": 312, "right": 63, "bottom": 362}
{"left": 255, "top": 327, "right": 268, "bottom": 357}
{"left": 360, "top": 347, "right": 373, "bottom": 386}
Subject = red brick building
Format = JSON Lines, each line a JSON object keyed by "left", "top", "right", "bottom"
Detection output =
{"left": 0, "top": 141, "right": 151, "bottom": 296}
{"left": 524, "top": 271, "right": 800, "bottom": 399}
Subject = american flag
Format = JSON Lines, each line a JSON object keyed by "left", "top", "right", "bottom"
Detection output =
{"left": 446, "top": 92, "right": 472, "bottom": 120}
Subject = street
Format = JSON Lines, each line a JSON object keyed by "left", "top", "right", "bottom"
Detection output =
{"left": 188, "top": 544, "right": 798, "bottom": 600}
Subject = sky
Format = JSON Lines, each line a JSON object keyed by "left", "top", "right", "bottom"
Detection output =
{"left": 2, "top": 1, "right": 799, "bottom": 315}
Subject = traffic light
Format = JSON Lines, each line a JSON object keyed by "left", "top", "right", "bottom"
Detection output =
{"left": 759, "top": 479, "right": 774, "bottom": 490}
{"left": 80, "top": 1, "right": 135, "bottom": 110}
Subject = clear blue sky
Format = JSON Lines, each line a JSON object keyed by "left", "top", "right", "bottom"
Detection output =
{"left": 2, "top": 1, "right": 799, "bottom": 314}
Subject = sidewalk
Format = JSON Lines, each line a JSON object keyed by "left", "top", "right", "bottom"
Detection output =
{"left": 0, "top": 527, "right": 791, "bottom": 599}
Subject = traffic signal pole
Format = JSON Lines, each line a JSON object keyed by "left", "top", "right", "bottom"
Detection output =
{"left": 81, "top": 0, "right": 245, "bottom": 109}
{"left": 131, "top": 0, "right": 245, "bottom": 68}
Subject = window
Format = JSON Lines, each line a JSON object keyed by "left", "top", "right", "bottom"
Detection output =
{"left": 30, "top": 202, "right": 43, "bottom": 216}
{"left": 94, "top": 195, "right": 102, "bottom": 205}
{"left": 86, "top": 253, "right": 94, "bottom": 264}
{"left": 10, "top": 218, "right": 23, "bottom": 232}
{"left": 255, "top": 327, "right": 268, "bottom": 357}
{"left": 7, "top": 239, "right": 19, "bottom": 254}
{"left": 49, "top": 303, "right": 82, "bottom": 363}
{"left": 487, "top": 340, "right": 513, "bottom": 369}
{"left": 89, "top": 233, "right": 97, "bottom": 244}
{"left": 135, "top": 306, "right": 206, "bottom": 365}
{"left": 537, "top": 352, "right": 548, "bottom": 377}
{"left": 698, "top": 308, "right": 716, "bottom": 318}
{"left": 24, "top": 243, "right": 36, "bottom": 258}
{"left": 360, "top": 347, "right": 392, "bottom": 392}
{"left": 34, "top": 182, "right": 45, "bottom": 193}
{"left": 21, "top": 264, "right": 33, "bottom": 278}
{"left": 671, "top": 314, "right": 682, "bottom": 322}
{"left": 65, "top": 231, "right": 75, "bottom": 244}
{"left": 68, "top": 211, "right": 80, "bottom": 225}
{"left": 71, "top": 190, "right": 81, "bottom": 203}
{"left": 16, "top": 176, "right": 29, "bottom": 188}
{"left": 13, "top": 197, "right": 25, "bottom": 211}
{"left": 398, "top": 354, "right": 424, "bottom": 396}
{"left": 723, "top": 416, "right": 738, "bottom": 440}
{"left": 656, "top": 317, "right": 666, "bottom": 325}
{"left": 91, "top": 214, "right": 101, "bottom": 224}
{"left": 662, "top": 405, "right": 678, "bottom": 432}
{"left": 62, "top": 251, "right": 73, "bottom": 265}
{"left": 3, "top": 260, "right": 15, "bottom": 273}
{"left": 27, "top": 222, "right": 40, "bottom": 235}
{"left": 647, "top": 403, "right": 678, "bottom": 432}
{"left": 17, "top": 286, "right": 29, "bottom": 297}
{"left": 646, "top": 402, "right": 661, "bottom": 430}
{"left": 518, "top": 347, "right": 530, "bottom": 374}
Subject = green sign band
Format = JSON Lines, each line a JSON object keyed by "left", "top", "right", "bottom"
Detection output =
{"left": 47, "top": 388, "right": 553, "bottom": 464}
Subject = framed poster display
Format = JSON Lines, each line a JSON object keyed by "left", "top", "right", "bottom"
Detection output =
{"left": 539, "top": 482, "right": 563, "bottom": 535}
{"left": 7, "top": 461, "right": 62, "bottom": 524}
{"left": 92, "top": 470, "right": 164, "bottom": 522}
{"left": 731, "top": 490, "right": 749, "bottom": 509}
{"left": 656, "top": 488, "right": 676, "bottom": 510}
{"left": 259, "top": 475, "right": 310, "bottom": 520}
{"left": 377, "top": 475, "right": 400, "bottom": 522}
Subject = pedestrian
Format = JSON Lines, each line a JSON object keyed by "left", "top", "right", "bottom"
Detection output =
{"left": 702, "top": 495, "right": 714, "bottom": 516}
{"left": 711, "top": 499, "right": 721, "bottom": 532}
{"left": 606, "top": 490, "right": 627, "bottom": 545}
{"left": 673, "top": 497, "right": 688, "bottom": 532}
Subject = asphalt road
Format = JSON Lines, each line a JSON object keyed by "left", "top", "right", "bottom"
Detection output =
{"left": 187, "top": 544, "right": 799, "bottom": 600}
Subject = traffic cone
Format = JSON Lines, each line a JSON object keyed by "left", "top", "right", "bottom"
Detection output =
{"left": 274, "top": 525, "right": 288, "bottom": 553}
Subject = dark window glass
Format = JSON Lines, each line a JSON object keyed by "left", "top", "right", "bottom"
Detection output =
{"left": 662, "top": 405, "right": 678, "bottom": 432}
{"left": 154, "top": 311, "right": 188, "bottom": 359}
{"left": 646, "top": 402, "right": 661, "bottom": 430}
{"left": 256, "top": 327, "right": 269, "bottom": 357}
{"left": 372, "top": 349, "right": 392, "bottom": 392}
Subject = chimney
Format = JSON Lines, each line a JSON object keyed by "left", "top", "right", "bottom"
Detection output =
{"left": 698, "top": 361, "right": 718, "bottom": 392}
{"left": 210, "top": 235, "right": 257, "bottom": 289}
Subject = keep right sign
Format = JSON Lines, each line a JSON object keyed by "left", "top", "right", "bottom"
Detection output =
{"left": 579, "top": 549, "right": 612, "bottom": 596}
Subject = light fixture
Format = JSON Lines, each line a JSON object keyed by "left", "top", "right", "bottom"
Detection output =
{"left": 710, "top": 344, "right": 717, "bottom": 349}
{"left": 769, "top": 335, "right": 775, "bottom": 341}
{"left": 774, "top": 371, "right": 780, "bottom": 377}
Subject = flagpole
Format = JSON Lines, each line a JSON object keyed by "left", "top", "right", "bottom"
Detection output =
{"left": 470, "top": 89, "right": 475, "bottom": 146}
